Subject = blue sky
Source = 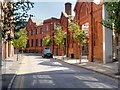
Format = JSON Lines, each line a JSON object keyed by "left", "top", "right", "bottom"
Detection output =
{"left": 27, "top": 1, "right": 76, "bottom": 21}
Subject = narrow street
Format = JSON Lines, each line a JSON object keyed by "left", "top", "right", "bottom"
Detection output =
{"left": 11, "top": 53, "right": 118, "bottom": 89}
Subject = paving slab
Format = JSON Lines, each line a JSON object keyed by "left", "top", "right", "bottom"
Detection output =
{"left": 1, "top": 54, "right": 25, "bottom": 90}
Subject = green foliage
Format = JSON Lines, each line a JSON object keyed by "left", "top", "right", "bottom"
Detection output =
{"left": 68, "top": 20, "right": 88, "bottom": 45}
{"left": 73, "top": 29, "right": 88, "bottom": 45}
{"left": 14, "top": 0, "right": 34, "bottom": 32}
{"left": 42, "top": 35, "right": 51, "bottom": 47}
{"left": 100, "top": 19, "right": 112, "bottom": 30}
{"left": 12, "top": 28, "right": 27, "bottom": 49}
{"left": 2, "top": 2, "right": 14, "bottom": 41}
{"left": 101, "top": 1, "right": 120, "bottom": 34}
{"left": 68, "top": 21, "right": 80, "bottom": 33}
{"left": 54, "top": 26, "right": 66, "bottom": 46}
{"left": 2, "top": 0, "right": 34, "bottom": 40}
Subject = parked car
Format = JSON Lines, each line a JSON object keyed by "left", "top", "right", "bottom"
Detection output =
{"left": 42, "top": 48, "right": 53, "bottom": 58}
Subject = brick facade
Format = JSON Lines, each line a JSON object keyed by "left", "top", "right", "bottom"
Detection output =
{"left": 26, "top": 17, "right": 60, "bottom": 54}
{"left": 74, "top": 2, "right": 104, "bottom": 62}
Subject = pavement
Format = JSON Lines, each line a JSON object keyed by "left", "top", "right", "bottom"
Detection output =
{"left": 54, "top": 56, "right": 120, "bottom": 81}
{"left": 1, "top": 53, "right": 25, "bottom": 90}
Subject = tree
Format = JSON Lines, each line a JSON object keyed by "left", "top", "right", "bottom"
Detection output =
{"left": 73, "top": 28, "right": 88, "bottom": 63}
{"left": 42, "top": 35, "right": 52, "bottom": 48}
{"left": 68, "top": 19, "right": 80, "bottom": 58}
{"left": 12, "top": 28, "right": 27, "bottom": 61}
{"left": 13, "top": 0, "right": 34, "bottom": 33}
{"left": 2, "top": 0, "right": 34, "bottom": 41}
{"left": 54, "top": 25, "right": 66, "bottom": 57}
{"left": 68, "top": 20, "right": 88, "bottom": 63}
{"left": 101, "top": 1, "right": 120, "bottom": 74}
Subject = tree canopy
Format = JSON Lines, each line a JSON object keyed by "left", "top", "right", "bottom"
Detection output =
{"left": 42, "top": 35, "right": 51, "bottom": 47}
{"left": 2, "top": 0, "right": 34, "bottom": 40}
{"left": 12, "top": 27, "right": 27, "bottom": 49}
{"left": 101, "top": 1, "right": 120, "bottom": 34}
{"left": 54, "top": 25, "right": 66, "bottom": 46}
{"left": 14, "top": 1, "right": 34, "bottom": 32}
{"left": 68, "top": 20, "right": 88, "bottom": 46}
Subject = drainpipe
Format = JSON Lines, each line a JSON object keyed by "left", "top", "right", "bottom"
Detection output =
{"left": 66, "top": 17, "right": 69, "bottom": 57}
{"left": 91, "top": 2, "right": 94, "bottom": 62}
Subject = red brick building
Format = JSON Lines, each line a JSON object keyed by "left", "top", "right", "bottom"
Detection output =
{"left": 73, "top": 2, "right": 103, "bottom": 62}
{"left": 26, "top": 18, "right": 41, "bottom": 53}
{"left": 72, "top": 1, "right": 113, "bottom": 63}
{"left": 26, "top": 17, "right": 60, "bottom": 54}
{"left": 59, "top": 1, "right": 112, "bottom": 63}
{"left": 42, "top": 17, "right": 60, "bottom": 55}
{"left": 26, "top": 1, "right": 113, "bottom": 64}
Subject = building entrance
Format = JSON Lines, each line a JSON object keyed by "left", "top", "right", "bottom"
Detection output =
{"left": 82, "top": 43, "right": 88, "bottom": 56}
{"left": 81, "top": 22, "right": 89, "bottom": 58}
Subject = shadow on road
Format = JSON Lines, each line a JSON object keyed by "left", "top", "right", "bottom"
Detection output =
{"left": 11, "top": 69, "right": 119, "bottom": 89}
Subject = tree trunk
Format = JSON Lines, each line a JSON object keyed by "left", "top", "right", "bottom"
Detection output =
{"left": 79, "top": 45, "right": 82, "bottom": 64}
{"left": 17, "top": 49, "right": 19, "bottom": 61}
{"left": 62, "top": 46, "right": 64, "bottom": 60}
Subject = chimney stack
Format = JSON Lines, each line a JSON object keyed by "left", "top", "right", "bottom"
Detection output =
{"left": 65, "top": 2, "right": 72, "bottom": 15}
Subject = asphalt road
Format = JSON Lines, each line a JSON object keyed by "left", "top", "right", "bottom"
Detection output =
{"left": 11, "top": 53, "right": 119, "bottom": 89}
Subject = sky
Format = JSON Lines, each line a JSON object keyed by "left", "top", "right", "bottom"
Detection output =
{"left": 27, "top": 0, "right": 76, "bottom": 21}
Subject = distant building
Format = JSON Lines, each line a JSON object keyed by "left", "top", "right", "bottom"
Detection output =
{"left": 42, "top": 17, "right": 60, "bottom": 55}
{"left": 26, "top": 17, "right": 60, "bottom": 54}
{"left": 26, "top": 18, "right": 42, "bottom": 53}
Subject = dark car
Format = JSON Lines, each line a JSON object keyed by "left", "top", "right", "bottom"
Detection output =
{"left": 42, "top": 48, "right": 53, "bottom": 58}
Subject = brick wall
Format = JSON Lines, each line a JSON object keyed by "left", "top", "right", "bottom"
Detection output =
{"left": 26, "top": 17, "right": 60, "bottom": 54}
{"left": 73, "top": 2, "right": 103, "bottom": 62}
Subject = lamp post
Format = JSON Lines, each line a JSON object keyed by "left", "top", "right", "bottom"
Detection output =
{"left": 51, "top": 21, "right": 54, "bottom": 55}
{"left": 52, "top": 32, "right": 54, "bottom": 55}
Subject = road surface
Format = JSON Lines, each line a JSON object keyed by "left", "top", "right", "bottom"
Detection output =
{"left": 11, "top": 53, "right": 119, "bottom": 89}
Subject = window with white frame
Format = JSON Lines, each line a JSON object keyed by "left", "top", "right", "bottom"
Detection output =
{"left": 42, "top": 28, "right": 44, "bottom": 34}
{"left": 46, "top": 25, "right": 48, "bottom": 32}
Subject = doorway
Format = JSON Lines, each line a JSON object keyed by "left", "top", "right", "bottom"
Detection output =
{"left": 81, "top": 22, "right": 89, "bottom": 60}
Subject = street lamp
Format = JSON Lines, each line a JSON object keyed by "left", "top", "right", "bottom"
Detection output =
{"left": 51, "top": 21, "right": 54, "bottom": 55}
{"left": 52, "top": 32, "right": 54, "bottom": 55}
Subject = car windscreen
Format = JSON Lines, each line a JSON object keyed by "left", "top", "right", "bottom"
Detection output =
{"left": 44, "top": 49, "right": 51, "bottom": 53}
